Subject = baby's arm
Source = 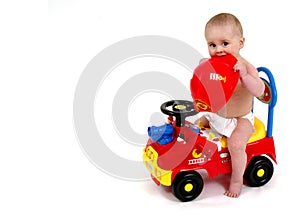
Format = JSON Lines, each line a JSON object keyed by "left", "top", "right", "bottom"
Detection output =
{"left": 234, "top": 59, "right": 265, "bottom": 97}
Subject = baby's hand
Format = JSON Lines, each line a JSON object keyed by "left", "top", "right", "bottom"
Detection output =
{"left": 234, "top": 61, "right": 247, "bottom": 78}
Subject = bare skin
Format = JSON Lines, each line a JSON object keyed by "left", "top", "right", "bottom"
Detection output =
{"left": 197, "top": 13, "right": 265, "bottom": 198}
{"left": 224, "top": 118, "right": 254, "bottom": 197}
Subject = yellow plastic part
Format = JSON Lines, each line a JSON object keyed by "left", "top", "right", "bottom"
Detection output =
{"left": 257, "top": 169, "right": 265, "bottom": 177}
{"left": 221, "top": 117, "right": 266, "bottom": 148}
{"left": 143, "top": 146, "right": 172, "bottom": 186}
{"left": 184, "top": 183, "right": 194, "bottom": 192}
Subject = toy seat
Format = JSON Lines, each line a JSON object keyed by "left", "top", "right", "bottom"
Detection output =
{"left": 220, "top": 116, "right": 266, "bottom": 148}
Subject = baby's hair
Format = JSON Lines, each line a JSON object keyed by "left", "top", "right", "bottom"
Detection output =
{"left": 205, "top": 13, "right": 243, "bottom": 37}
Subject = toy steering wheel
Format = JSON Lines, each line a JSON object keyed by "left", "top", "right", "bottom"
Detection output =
{"left": 160, "top": 100, "right": 198, "bottom": 127}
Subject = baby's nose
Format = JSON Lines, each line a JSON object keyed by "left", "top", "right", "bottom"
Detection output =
{"left": 216, "top": 45, "right": 224, "bottom": 53}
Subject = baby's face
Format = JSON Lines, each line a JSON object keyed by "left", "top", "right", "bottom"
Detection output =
{"left": 205, "top": 23, "right": 244, "bottom": 58}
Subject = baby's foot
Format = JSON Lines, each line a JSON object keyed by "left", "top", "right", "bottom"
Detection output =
{"left": 224, "top": 182, "right": 242, "bottom": 198}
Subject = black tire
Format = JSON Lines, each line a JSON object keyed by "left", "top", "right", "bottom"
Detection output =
{"left": 171, "top": 171, "right": 203, "bottom": 202}
{"left": 244, "top": 156, "right": 274, "bottom": 187}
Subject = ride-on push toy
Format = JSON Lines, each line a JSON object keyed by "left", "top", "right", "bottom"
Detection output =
{"left": 142, "top": 56, "right": 277, "bottom": 202}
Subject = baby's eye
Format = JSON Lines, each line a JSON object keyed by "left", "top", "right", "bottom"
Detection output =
{"left": 209, "top": 43, "right": 216, "bottom": 48}
{"left": 222, "top": 42, "right": 229, "bottom": 47}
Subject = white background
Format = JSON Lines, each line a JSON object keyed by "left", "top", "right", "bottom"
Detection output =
{"left": 1, "top": 0, "right": 299, "bottom": 213}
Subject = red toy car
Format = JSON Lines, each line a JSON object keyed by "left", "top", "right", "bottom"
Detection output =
{"left": 143, "top": 67, "right": 277, "bottom": 202}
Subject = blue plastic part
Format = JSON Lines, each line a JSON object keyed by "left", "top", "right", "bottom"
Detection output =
{"left": 148, "top": 124, "right": 174, "bottom": 145}
{"left": 157, "top": 135, "right": 173, "bottom": 145}
{"left": 257, "top": 67, "right": 277, "bottom": 137}
{"left": 189, "top": 124, "right": 200, "bottom": 134}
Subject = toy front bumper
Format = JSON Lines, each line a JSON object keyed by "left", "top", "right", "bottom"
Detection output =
{"left": 143, "top": 146, "right": 172, "bottom": 186}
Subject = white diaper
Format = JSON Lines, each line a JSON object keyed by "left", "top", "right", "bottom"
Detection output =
{"left": 204, "top": 112, "right": 254, "bottom": 138}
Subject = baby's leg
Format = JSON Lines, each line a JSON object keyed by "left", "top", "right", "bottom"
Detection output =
{"left": 224, "top": 118, "right": 254, "bottom": 198}
{"left": 195, "top": 115, "right": 210, "bottom": 128}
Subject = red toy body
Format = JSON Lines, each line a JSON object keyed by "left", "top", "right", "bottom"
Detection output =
{"left": 143, "top": 66, "right": 277, "bottom": 202}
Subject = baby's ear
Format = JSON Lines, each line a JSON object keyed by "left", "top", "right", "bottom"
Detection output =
{"left": 240, "top": 37, "right": 245, "bottom": 48}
